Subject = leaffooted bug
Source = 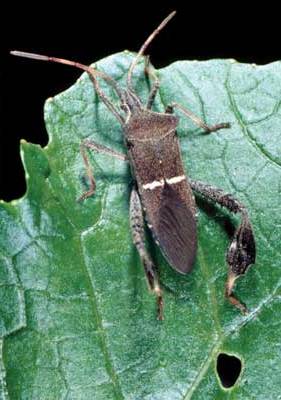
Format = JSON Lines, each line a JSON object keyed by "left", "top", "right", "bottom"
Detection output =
{"left": 11, "top": 11, "right": 256, "bottom": 320}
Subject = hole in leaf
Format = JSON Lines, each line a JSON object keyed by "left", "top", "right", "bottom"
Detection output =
{"left": 216, "top": 353, "right": 242, "bottom": 388}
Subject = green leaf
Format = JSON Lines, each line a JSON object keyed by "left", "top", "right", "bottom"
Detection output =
{"left": 1, "top": 52, "right": 281, "bottom": 399}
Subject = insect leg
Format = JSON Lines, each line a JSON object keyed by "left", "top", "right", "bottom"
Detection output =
{"left": 144, "top": 56, "right": 160, "bottom": 110}
{"left": 190, "top": 179, "right": 256, "bottom": 314}
{"left": 79, "top": 139, "right": 127, "bottom": 201}
{"left": 130, "top": 187, "right": 164, "bottom": 320}
{"left": 165, "top": 102, "right": 230, "bottom": 132}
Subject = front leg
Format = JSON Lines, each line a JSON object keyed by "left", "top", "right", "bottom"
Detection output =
{"left": 130, "top": 187, "right": 163, "bottom": 320}
{"left": 144, "top": 56, "right": 160, "bottom": 110}
{"left": 79, "top": 139, "right": 127, "bottom": 201}
{"left": 190, "top": 179, "right": 256, "bottom": 314}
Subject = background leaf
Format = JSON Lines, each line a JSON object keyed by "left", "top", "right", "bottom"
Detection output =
{"left": 1, "top": 52, "right": 281, "bottom": 399}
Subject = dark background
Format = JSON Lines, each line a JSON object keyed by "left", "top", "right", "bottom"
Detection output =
{"left": 0, "top": 2, "right": 279, "bottom": 201}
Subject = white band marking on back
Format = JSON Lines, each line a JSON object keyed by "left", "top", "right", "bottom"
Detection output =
{"left": 142, "top": 179, "right": 164, "bottom": 190}
{"left": 166, "top": 175, "right": 186, "bottom": 185}
{"left": 142, "top": 175, "right": 186, "bottom": 190}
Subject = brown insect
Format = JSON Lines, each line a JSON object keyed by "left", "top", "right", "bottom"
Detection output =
{"left": 11, "top": 11, "right": 256, "bottom": 319}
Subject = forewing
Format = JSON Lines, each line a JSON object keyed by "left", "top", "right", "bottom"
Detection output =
{"left": 157, "top": 183, "right": 197, "bottom": 274}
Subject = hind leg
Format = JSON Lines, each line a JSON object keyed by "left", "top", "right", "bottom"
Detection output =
{"left": 130, "top": 187, "right": 163, "bottom": 320}
{"left": 190, "top": 179, "right": 256, "bottom": 314}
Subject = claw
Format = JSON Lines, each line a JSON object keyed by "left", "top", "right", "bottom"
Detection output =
{"left": 225, "top": 272, "right": 249, "bottom": 314}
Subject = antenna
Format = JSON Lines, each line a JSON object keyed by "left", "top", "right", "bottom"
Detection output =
{"left": 10, "top": 51, "right": 125, "bottom": 124}
{"left": 127, "top": 11, "right": 176, "bottom": 92}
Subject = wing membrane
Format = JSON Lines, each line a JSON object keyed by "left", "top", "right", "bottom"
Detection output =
{"left": 157, "top": 183, "right": 197, "bottom": 274}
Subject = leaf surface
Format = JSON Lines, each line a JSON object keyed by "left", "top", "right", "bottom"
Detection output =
{"left": 1, "top": 53, "right": 281, "bottom": 399}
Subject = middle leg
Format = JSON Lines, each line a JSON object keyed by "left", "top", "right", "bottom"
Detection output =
{"left": 79, "top": 139, "right": 127, "bottom": 201}
{"left": 129, "top": 186, "right": 163, "bottom": 320}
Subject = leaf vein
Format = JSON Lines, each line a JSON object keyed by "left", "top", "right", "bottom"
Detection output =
{"left": 79, "top": 192, "right": 124, "bottom": 400}
{"left": 225, "top": 66, "right": 281, "bottom": 170}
